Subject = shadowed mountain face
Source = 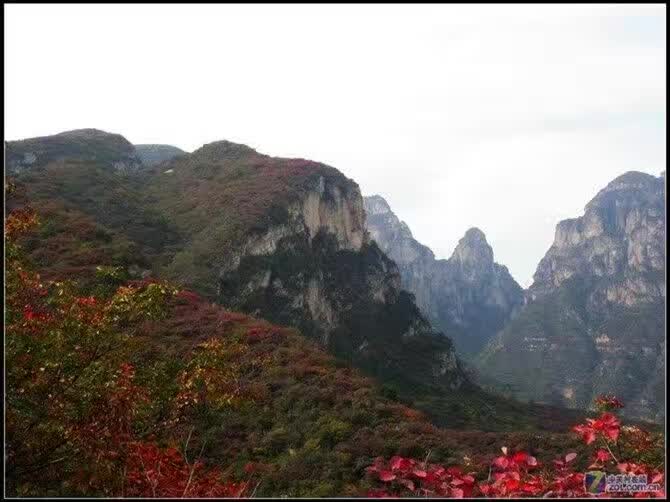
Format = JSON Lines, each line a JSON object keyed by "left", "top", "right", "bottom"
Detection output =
{"left": 477, "top": 172, "right": 666, "bottom": 422}
{"left": 364, "top": 195, "right": 524, "bottom": 357}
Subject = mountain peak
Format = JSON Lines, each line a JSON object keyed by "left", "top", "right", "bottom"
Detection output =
{"left": 6, "top": 128, "right": 140, "bottom": 172}
{"left": 451, "top": 227, "right": 493, "bottom": 267}
{"left": 462, "top": 227, "right": 487, "bottom": 244}
{"left": 363, "top": 195, "right": 392, "bottom": 216}
{"left": 191, "top": 140, "right": 259, "bottom": 162}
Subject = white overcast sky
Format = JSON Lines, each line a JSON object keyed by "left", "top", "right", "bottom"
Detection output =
{"left": 4, "top": 4, "right": 666, "bottom": 286}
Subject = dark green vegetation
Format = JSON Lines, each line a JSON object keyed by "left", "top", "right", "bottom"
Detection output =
{"left": 478, "top": 277, "right": 665, "bottom": 422}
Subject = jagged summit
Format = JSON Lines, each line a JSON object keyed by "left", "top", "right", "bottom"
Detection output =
{"left": 363, "top": 196, "right": 523, "bottom": 356}
{"left": 451, "top": 227, "right": 493, "bottom": 268}
{"left": 479, "top": 170, "right": 665, "bottom": 421}
{"left": 364, "top": 194, "right": 393, "bottom": 215}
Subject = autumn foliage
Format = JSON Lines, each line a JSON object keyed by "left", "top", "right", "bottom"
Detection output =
{"left": 4, "top": 207, "right": 666, "bottom": 498}
{"left": 5, "top": 208, "right": 246, "bottom": 497}
{"left": 365, "top": 397, "right": 664, "bottom": 498}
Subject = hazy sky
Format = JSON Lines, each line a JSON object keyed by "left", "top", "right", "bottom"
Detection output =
{"left": 5, "top": 4, "right": 666, "bottom": 286}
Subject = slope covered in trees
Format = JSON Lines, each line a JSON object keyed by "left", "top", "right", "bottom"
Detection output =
{"left": 6, "top": 206, "right": 664, "bottom": 497}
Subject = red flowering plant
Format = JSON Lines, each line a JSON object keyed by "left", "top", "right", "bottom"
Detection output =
{"left": 124, "top": 442, "right": 247, "bottom": 498}
{"left": 365, "top": 454, "right": 476, "bottom": 497}
{"left": 365, "top": 395, "right": 664, "bottom": 498}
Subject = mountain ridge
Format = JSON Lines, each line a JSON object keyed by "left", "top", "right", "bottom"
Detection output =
{"left": 363, "top": 195, "right": 524, "bottom": 357}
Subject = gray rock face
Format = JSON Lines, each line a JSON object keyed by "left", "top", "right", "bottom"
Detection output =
{"left": 530, "top": 171, "right": 665, "bottom": 307}
{"left": 134, "top": 144, "right": 186, "bottom": 167}
{"left": 364, "top": 195, "right": 524, "bottom": 357}
{"left": 217, "top": 182, "right": 467, "bottom": 391}
{"left": 477, "top": 171, "right": 666, "bottom": 422}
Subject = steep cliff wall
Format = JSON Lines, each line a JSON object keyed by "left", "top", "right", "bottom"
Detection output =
{"left": 477, "top": 172, "right": 666, "bottom": 422}
{"left": 143, "top": 141, "right": 467, "bottom": 392}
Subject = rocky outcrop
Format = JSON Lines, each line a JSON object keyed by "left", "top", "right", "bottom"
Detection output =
{"left": 134, "top": 144, "right": 187, "bottom": 167}
{"left": 530, "top": 171, "right": 665, "bottom": 307}
{"left": 477, "top": 171, "right": 666, "bottom": 422}
{"left": 140, "top": 142, "right": 468, "bottom": 392}
{"left": 6, "top": 129, "right": 143, "bottom": 173}
{"left": 364, "top": 195, "right": 524, "bottom": 357}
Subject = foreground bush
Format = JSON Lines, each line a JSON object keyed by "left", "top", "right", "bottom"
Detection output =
{"left": 364, "top": 396, "right": 664, "bottom": 498}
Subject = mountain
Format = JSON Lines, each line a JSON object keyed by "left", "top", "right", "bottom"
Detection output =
{"left": 364, "top": 195, "right": 524, "bottom": 357}
{"left": 142, "top": 141, "right": 467, "bottom": 394}
{"left": 477, "top": 171, "right": 666, "bottom": 422}
{"left": 6, "top": 209, "right": 593, "bottom": 498}
{"left": 6, "top": 131, "right": 467, "bottom": 405}
{"left": 134, "top": 144, "right": 186, "bottom": 166}
{"left": 5, "top": 130, "right": 180, "bottom": 285}
{"left": 6, "top": 128, "right": 143, "bottom": 173}
{"left": 7, "top": 129, "right": 606, "bottom": 433}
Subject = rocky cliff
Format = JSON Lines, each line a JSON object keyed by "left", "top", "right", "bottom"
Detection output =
{"left": 477, "top": 171, "right": 666, "bottom": 422}
{"left": 6, "top": 130, "right": 467, "bottom": 397}
{"left": 364, "top": 195, "right": 524, "bottom": 357}
{"left": 142, "top": 143, "right": 467, "bottom": 392}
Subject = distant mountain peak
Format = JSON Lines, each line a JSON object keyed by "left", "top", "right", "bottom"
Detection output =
{"left": 451, "top": 227, "right": 493, "bottom": 268}
{"left": 363, "top": 196, "right": 523, "bottom": 356}
{"left": 363, "top": 194, "right": 393, "bottom": 215}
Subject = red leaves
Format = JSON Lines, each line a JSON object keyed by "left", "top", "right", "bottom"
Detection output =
{"left": 481, "top": 448, "right": 543, "bottom": 497}
{"left": 366, "top": 455, "right": 476, "bottom": 497}
{"left": 573, "top": 412, "right": 620, "bottom": 444}
{"left": 365, "top": 416, "right": 665, "bottom": 499}
{"left": 378, "top": 471, "right": 396, "bottom": 482}
{"left": 5, "top": 207, "right": 39, "bottom": 240}
{"left": 75, "top": 296, "right": 97, "bottom": 306}
{"left": 573, "top": 423, "right": 597, "bottom": 445}
{"left": 124, "top": 442, "right": 247, "bottom": 498}
{"left": 597, "top": 413, "right": 621, "bottom": 442}
{"left": 492, "top": 448, "right": 538, "bottom": 473}
{"left": 22, "top": 304, "right": 49, "bottom": 322}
